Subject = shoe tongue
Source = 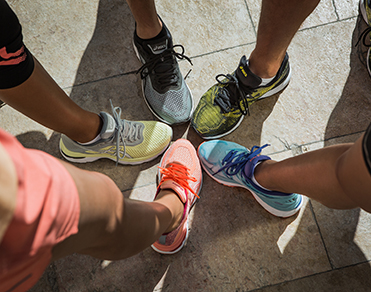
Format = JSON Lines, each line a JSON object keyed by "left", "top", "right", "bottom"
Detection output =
{"left": 235, "top": 55, "right": 262, "bottom": 88}
{"left": 99, "top": 112, "right": 116, "bottom": 139}
{"left": 159, "top": 180, "right": 187, "bottom": 204}
{"left": 146, "top": 37, "right": 170, "bottom": 55}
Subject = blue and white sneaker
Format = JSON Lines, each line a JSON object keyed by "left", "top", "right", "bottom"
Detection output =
{"left": 197, "top": 140, "right": 302, "bottom": 217}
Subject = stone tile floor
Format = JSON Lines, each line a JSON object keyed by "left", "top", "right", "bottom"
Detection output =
{"left": 2, "top": 0, "right": 371, "bottom": 291}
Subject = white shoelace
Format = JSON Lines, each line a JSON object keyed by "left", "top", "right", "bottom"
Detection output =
{"left": 110, "top": 100, "right": 143, "bottom": 165}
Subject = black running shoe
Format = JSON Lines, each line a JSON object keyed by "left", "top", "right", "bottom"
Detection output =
{"left": 133, "top": 20, "right": 193, "bottom": 125}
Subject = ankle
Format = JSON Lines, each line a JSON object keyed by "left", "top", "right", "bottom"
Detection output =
{"left": 248, "top": 50, "right": 284, "bottom": 78}
{"left": 253, "top": 160, "right": 276, "bottom": 190}
{"left": 136, "top": 18, "right": 162, "bottom": 40}
{"left": 155, "top": 189, "right": 184, "bottom": 233}
{"left": 71, "top": 113, "right": 102, "bottom": 143}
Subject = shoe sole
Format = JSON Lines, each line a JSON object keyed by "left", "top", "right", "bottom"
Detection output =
{"left": 197, "top": 145, "right": 302, "bottom": 218}
{"left": 198, "top": 64, "right": 292, "bottom": 140}
{"left": 151, "top": 182, "right": 203, "bottom": 255}
{"left": 151, "top": 220, "right": 189, "bottom": 255}
{"left": 151, "top": 193, "right": 201, "bottom": 255}
{"left": 359, "top": 0, "right": 371, "bottom": 77}
{"left": 59, "top": 140, "right": 171, "bottom": 165}
{"left": 132, "top": 40, "right": 194, "bottom": 125}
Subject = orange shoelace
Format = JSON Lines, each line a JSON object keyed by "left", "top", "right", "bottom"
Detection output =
{"left": 158, "top": 163, "right": 200, "bottom": 198}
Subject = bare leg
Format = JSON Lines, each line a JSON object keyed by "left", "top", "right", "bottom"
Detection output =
{"left": 126, "top": 0, "right": 162, "bottom": 39}
{"left": 51, "top": 161, "right": 183, "bottom": 260}
{"left": 0, "top": 56, "right": 101, "bottom": 143}
{"left": 254, "top": 136, "right": 371, "bottom": 212}
{"left": 249, "top": 0, "right": 320, "bottom": 78}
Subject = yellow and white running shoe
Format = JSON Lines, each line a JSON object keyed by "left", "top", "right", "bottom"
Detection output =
{"left": 59, "top": 104, "right": 172, "bottom": 165}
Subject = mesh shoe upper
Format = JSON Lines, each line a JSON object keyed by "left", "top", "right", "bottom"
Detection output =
{"left": 134, "top": 21, "right": 193, "bottom": 125}
{"left": 191, "top": 54, "right": 291, "bottom": 139}
{"left": 59, "top": 104, "right": 172, "bottom": 165}
{"left": 198, "top": 140, "right": 302, "bottom": 218}
{"left": 151, "top": 139, "right": 202, "bottom": 254}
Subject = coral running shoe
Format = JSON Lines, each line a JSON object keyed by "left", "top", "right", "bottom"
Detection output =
{"left": 198, "top": 140, "right": 302, "bottom": 217}
{"left": 191, "top": 54, "right": 291, "bottom": 139}
{"left": 152, "top": 139, "right": 202, "bottom": 254}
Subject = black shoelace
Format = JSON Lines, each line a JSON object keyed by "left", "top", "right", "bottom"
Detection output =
{"left": 214, "top": 73, "right": 251, "bottom": 116}
{"left": 136, "top": 44, "right": 192, "bottom": 91}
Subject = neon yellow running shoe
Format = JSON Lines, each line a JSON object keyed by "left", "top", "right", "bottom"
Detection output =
{"left": 59, "top": 104, "right": 172, "bottom": 165}
{"left": 191, "top": 54, "right": 291, "bottom": 139}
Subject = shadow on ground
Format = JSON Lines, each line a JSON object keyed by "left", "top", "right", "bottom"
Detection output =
{"left": 255, "top": 15, "right": 371, "bottom": 292}
{"left": 26, "top": 0, "right": 297, "bottom": 290}
{"left": 27, "top": 4, "right": 371, "bottom": 292}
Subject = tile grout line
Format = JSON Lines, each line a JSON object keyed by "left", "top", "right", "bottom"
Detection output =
{"left": 189, "top": 42, "right": 257, "bottom": 60}
{"left": 308, "top": 200, "right": 335, "bottom": 270}
{"left": 247, "top": 259, "right": 371, "bottom": 291}
{"left": 61, "top": 15, "right": 358, "bottom": 92}
{"left": 243, "top": 0, "right": 257, "bottom": 37}
{"left": 63, "top": 70, "right": 137, "bottom": 89}
{"left": 266, "top": 129, "right": 367, "bottom": 156}
{"left": 120, "top": 181, "right": 156, "bottom": 193}
{"left": 298, "top": 15, "right": 357, "bottom": 33}
{"left": 331, "top": 0, "right": 341, "bottom": 21}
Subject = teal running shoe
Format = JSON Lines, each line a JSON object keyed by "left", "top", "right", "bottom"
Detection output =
{"left": 197, "top": 140, "right": 302, "bottom": 217}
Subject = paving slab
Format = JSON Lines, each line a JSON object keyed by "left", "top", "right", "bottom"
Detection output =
{"left": 253, "top": 261, "right": 371, "bottom": 292}
{"left": 335, "top": 0, "right": 360, "bottom": 20}
{"left": 9, "top": 0, "right": 98, "bottom": 88}
{"left": 261, "top": 18, "right": 367, "bottom": 153}
{"left": 156, "top": 0, "right": 256, "bottom": 58}
{"left": 247, "top": 0, "right": 337, "bottom": 32}
{"left": 31, "top": 186, "right": 331, "bottom": 292}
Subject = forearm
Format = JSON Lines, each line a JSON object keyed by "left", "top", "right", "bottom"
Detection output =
{"left": 254, "top": 143, "right": 359, "bottom": 209}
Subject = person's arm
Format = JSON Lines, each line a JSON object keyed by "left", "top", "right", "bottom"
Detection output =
{"left": 0, "top": 142, "right": 17, "bottom": 243}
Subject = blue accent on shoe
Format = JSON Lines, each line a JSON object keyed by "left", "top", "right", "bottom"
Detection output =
{"left": 198, "top": 140, "right": 303, "bottom": 217}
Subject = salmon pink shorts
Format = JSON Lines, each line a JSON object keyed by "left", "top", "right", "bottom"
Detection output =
{"left": 0, "top": 129, "right": 80, "bottom": 292}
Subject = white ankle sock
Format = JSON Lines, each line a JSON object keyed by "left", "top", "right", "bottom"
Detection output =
{"left": 247, "top": 60, "right": 275, "bottom": 86}
{"left": 260, "top": 76, "right": 275, "bottom": 86}
{"left": 251, "top": 162, "right": 271, "bottom": 191}
{"left": 78, "top": 134, "right": 101, "bottom": 145}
